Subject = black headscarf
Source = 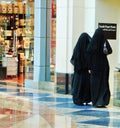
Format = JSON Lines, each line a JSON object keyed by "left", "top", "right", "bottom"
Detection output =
{"left": 87, "top": 28, "right": 112, "bottom": 73}
{"left": 71, "top": 32, "right": 91, "bottom": 72}
{"left": 87, "top": 28, "right": 106, "bottom": 54}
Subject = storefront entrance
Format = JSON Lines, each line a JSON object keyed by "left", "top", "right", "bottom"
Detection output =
{"left": 0, "top": 0, "right": 34, "bottom": 84}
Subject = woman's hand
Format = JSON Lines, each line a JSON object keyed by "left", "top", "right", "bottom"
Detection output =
{"left": 88, "top": 70, "right": 91, "bottom": 74}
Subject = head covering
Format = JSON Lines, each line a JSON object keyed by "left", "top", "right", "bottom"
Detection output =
{"left": 87, "top": 27, "right": 112, "bottom": 74}
{"left": 71, "top": 32, "right": 91, "bottom": 71}
{"left": 87, "top": 28, "right": 106, "bottom": 54}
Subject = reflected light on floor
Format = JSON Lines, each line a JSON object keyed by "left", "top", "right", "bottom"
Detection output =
{"left": 55, "top": 115, "right": 72, "bottom": 128}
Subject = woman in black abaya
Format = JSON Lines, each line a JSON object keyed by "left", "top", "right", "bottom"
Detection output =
{"left": 70, "top": 33, "right": 91, "bottom": 105}
{"left": 87, "top": 28, "right": 112, "bottom": 107}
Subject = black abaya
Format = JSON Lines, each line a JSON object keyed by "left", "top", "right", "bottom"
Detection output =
{"left": 70, "top": 33, "right": 91, "bottom": 105}
{"left": 87, "top": 28, "right": 112, "bottom": 107}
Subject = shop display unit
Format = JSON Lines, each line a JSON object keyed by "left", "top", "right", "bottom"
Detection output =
{"left": 2, "top": 56, "right": 18, "bottom": 76}
{"left": 0, "top": 1, "right": 34, "bottom": 77}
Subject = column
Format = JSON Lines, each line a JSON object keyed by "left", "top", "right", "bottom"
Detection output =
{"left": 56, "top": 0, "right": 95, "bottom": 74}
{"left": 34, "top": 0, "right": 51, "bottom": 82}
{"left": 55, "top": 0, "right": 95, "bottom": 93}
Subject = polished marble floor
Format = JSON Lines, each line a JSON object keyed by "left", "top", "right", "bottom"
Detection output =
{"left": 0, "top": 83, "right": 120, "bottom": 128}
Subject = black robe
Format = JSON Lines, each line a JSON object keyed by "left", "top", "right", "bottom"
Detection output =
{"left": 70, "top": 33, "right": 91, "bottom": 105}
{"left": 87, "top": 28, "right": 112, "bottom": 107}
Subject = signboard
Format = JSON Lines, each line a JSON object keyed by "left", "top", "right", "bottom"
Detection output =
{"left": 98, "top": 23, "right": 117, "bottom": 39}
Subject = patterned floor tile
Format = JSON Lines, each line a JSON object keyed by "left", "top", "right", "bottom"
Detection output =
{"left": 52, "top": 103, "right": 93, "bottom": 109}
{"left": 70, "top": 109, "right": 110, "bottom": 117}
{"left": 80, "top": 117, "right": 120, "bottom": 127}
{"left": 0, "top": 84, "right": 120, "bottom": 128}
{"left": 34, "top": 97, "right": 72, "bottom": 102}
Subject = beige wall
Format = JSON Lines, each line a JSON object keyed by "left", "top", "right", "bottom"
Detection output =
{"left": 95, "top": 0, "right": 120, "bottom": 94}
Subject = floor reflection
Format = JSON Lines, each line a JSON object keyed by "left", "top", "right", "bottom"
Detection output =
{"left": 0, "top": 84, "right": 120, "bottom": 128}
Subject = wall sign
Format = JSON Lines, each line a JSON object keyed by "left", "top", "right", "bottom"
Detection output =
{"left": 98, "top": 23, "right": 117, "bottom": 39}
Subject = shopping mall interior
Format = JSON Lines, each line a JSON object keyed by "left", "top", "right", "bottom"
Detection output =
{"left": 0, "top": 0, "right": 56, "bottom": 85}
{"left": 0, "top": 0, "right": 120, "bottom": 128}
{"left": 0, "top": 0, "right": 35, "bottom": 84}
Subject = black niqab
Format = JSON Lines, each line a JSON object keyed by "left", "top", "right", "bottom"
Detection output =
{"left": 72, "top": 33, "right": 91, "bottom": 72}
{"left": 70, "top": 32, "right": 91, "bottom": 105}
{"left": 87, "top": 28, "right": 112, "bottom": 107}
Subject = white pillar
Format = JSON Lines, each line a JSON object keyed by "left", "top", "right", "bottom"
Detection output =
{"left": 55, "top": 0, "right": 95, "bottom": 74}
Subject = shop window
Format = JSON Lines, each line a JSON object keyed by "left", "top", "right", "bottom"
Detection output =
{"left": 0, "top": 0, "right": 34, "bottom": 83}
